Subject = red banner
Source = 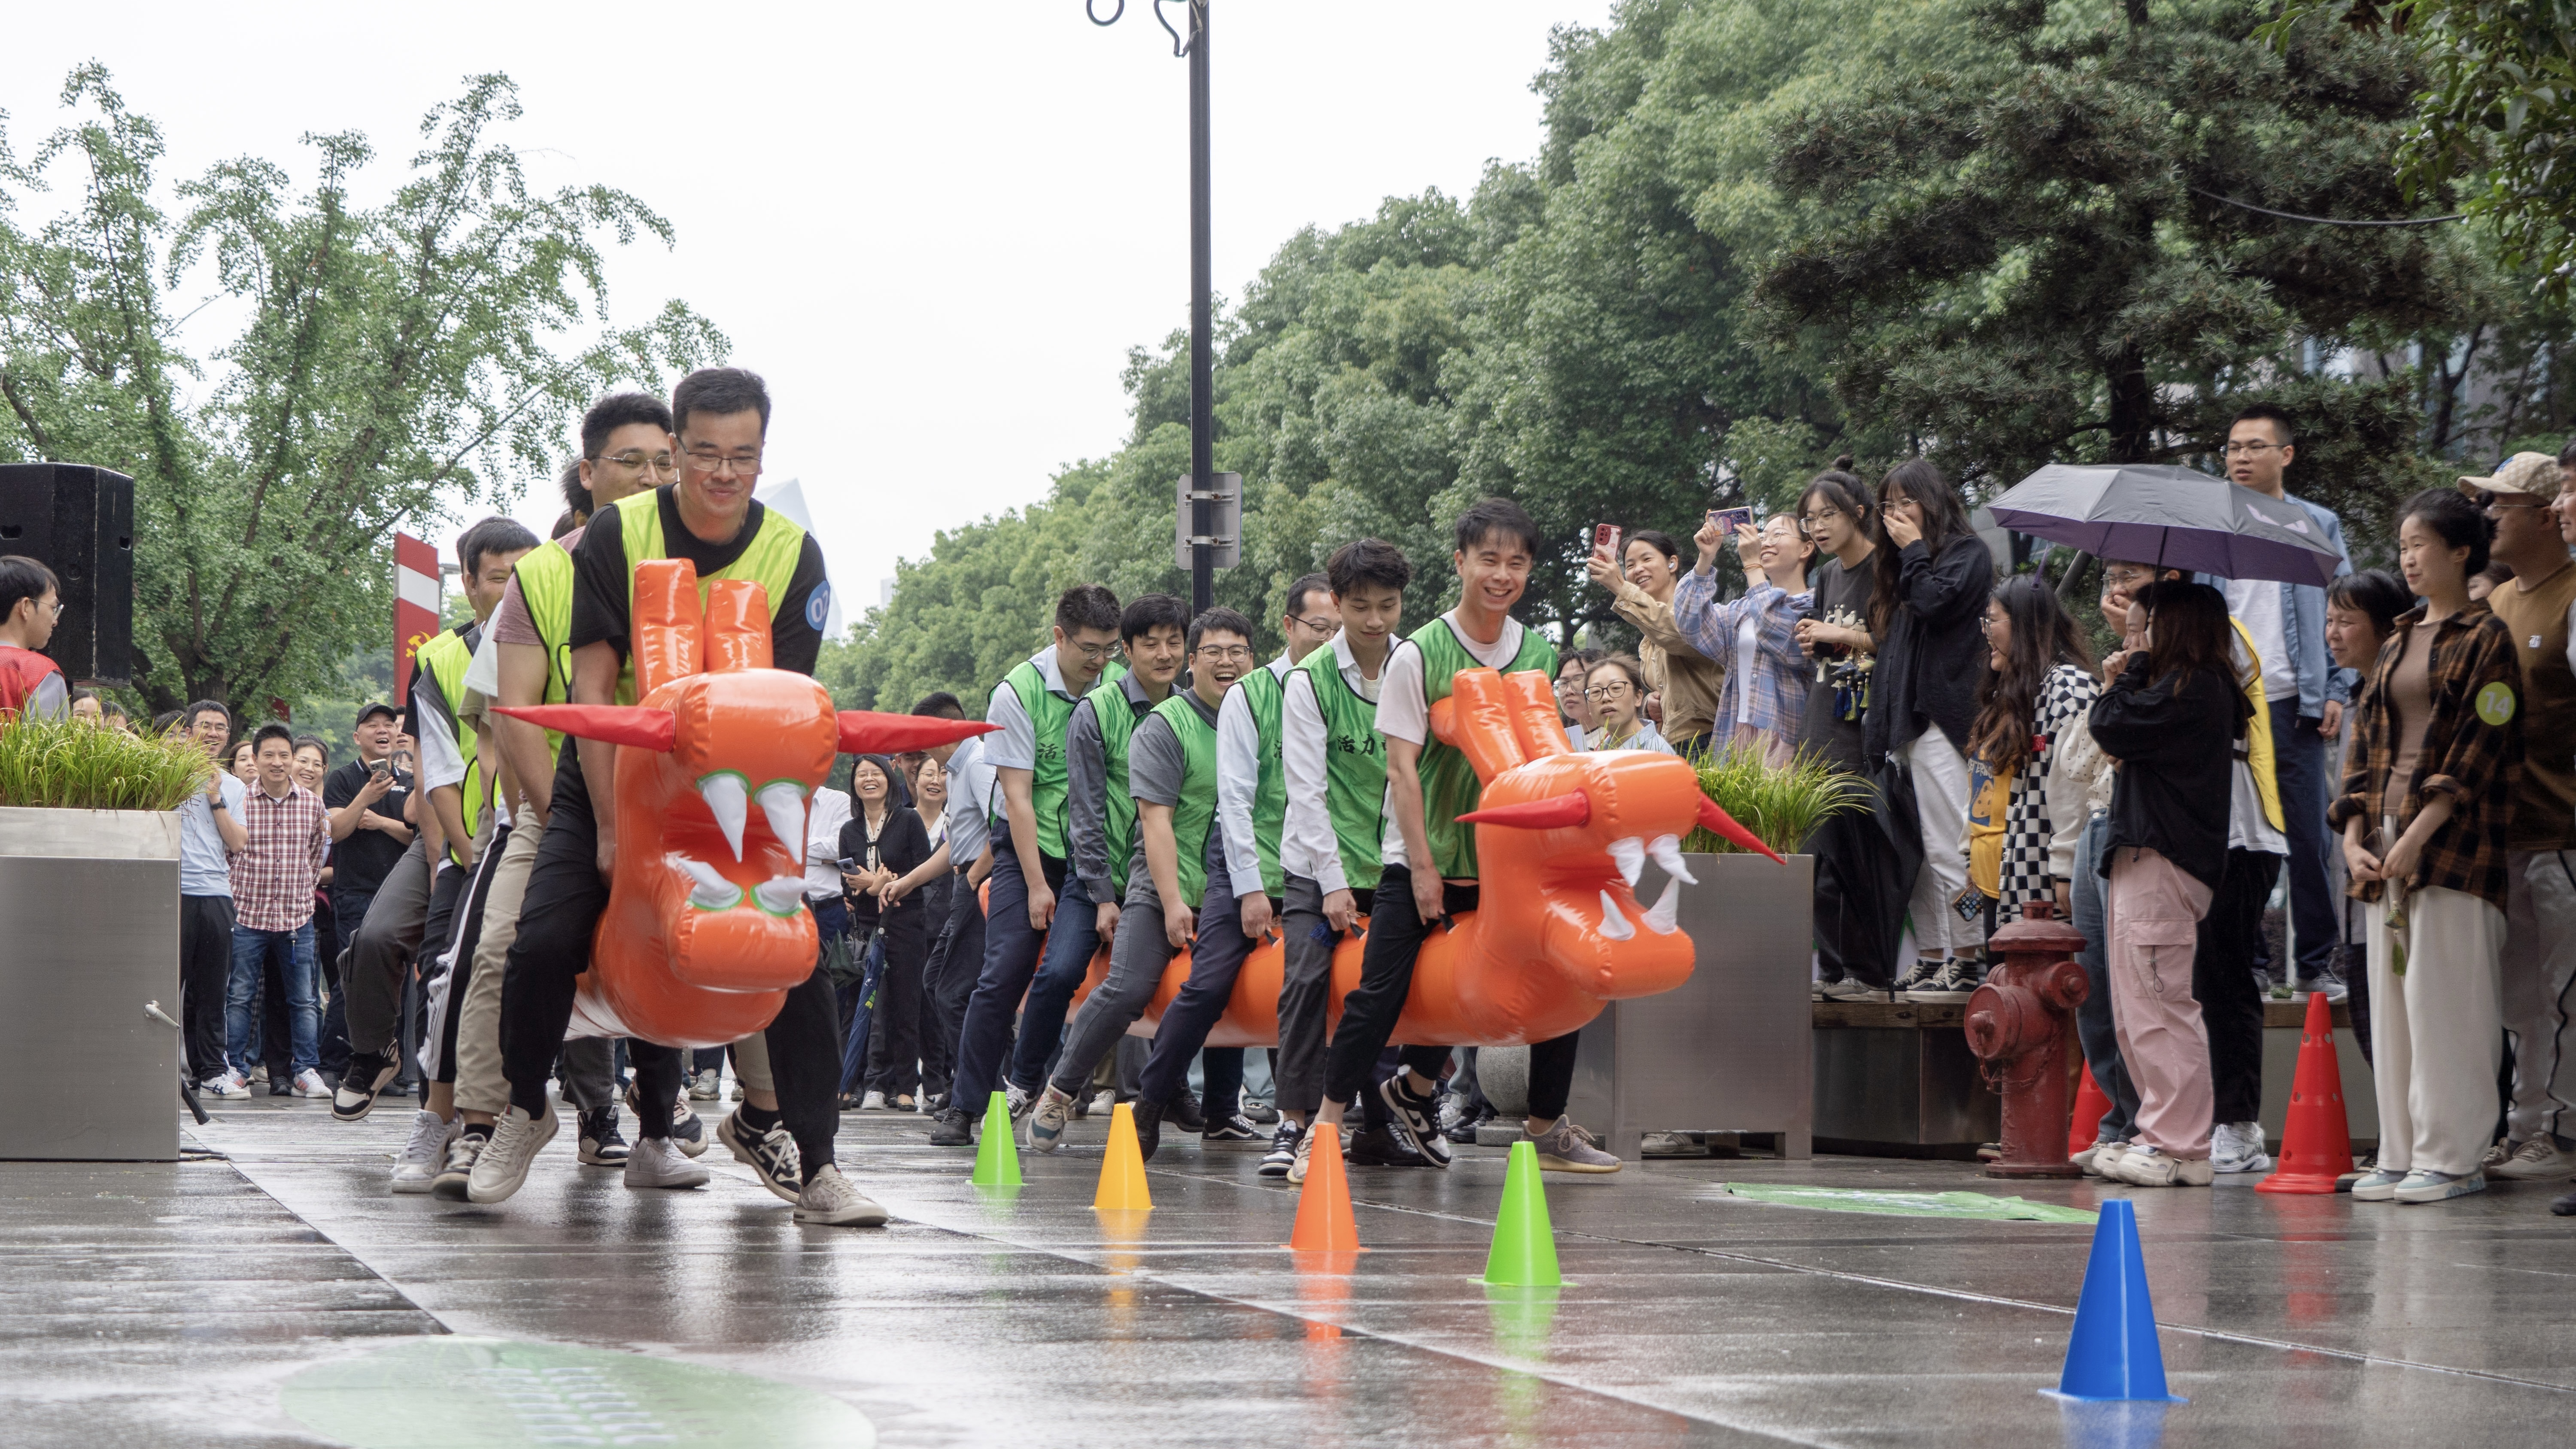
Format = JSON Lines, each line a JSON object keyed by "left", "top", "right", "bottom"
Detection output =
{"left": 395, "top": 532, "right": 441, "bottom": 715}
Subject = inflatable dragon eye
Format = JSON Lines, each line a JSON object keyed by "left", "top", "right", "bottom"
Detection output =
{"left": 497, "top": 559, "right": 993, "bottom": 1049}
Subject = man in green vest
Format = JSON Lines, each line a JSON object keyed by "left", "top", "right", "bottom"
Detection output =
{"left": 1315, "top": 498, "right": 1621, "bottom": 1174}
{"left": 1129, "top": 572, "right": 1338, "bottom": 1148}
{"left": 1058, "top": 592, "right": 1189, "bottom": 1001}
{"left": 471, "top": 368, "right": 887, "bottom": 1225}
{"left": 1265, "top": 541, "right": 1410, "bottom": 1180}
{"left": 929, "top": 585, "right": 1125, "bottom": 1147}
{"left": 1027, "top": 608, "right": 1254, "bottom": 1154}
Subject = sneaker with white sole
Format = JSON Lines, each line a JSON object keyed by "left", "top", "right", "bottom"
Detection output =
{"left": 688, "top": 1069, "right": 720, "bottom": 1101}
{"left": 1902, "top": 957, "right": 1980, "bottom": 1003}
{"left": 1287, "top": 1121, "right": 1324, "bottom": 1185}
{"left": 623, "top": 1135, "right": 711, "bottom": 1190}
{"left": 1027, "top": 1087, "right": 1075, "bottom": 1154}
{"left": 1203, "top": 1112, "right": 1262, "bottom": 1142}
{"left": 577, "top": 1109, "right": 630, "bottom": 1166}
{"left": 391, "top": 1110, "right": 456, "bottom": 1194}
{"left": 1640, "top": 1131, "right": 1705, "bottom": 1157}
{"left": 2394, "top": 1168, "right": 2486, "bottom": 1204}
{"left": 1005, "top": 1081, "right": 1034, "bottom": 1124}
{"left": 2493, "top": 1136, "right": 2576, "bottom": 1181}
{"left": 2112, "top": 1145, "right": 2212, "bottom": 1187}
{"left": 2210, "top": 1121, "right": 2273, "bottom": 1174}
{"left": 1890, "top": 957, "right": 1944, "bottom": 998}
{"left": 628, "top": 1078, "right": 709, "bottom": 1158}
{"left": 716, "top": 1111, "right": 802, "bottom": 1202}
{"left": 465, "top": 1104, "right": 559, "bottom": 1204}
{"left": 431, "top": 1130, "right": 486, "bottom": 1201}
{"left": 291, "top": 1068, "right": 332, "bottom": 1099}
{"left": 1259, "top": 1120, "right": 1303, "bottom": 1178}
{"left": 794, "top": 1165, "right": 889, "bottom": 1226}
{"left": 859, "top": 1090, "right": 887, "bottom": 1111}
{"left": 330, "top": 1052, "right": 402, "bottom": 1123}
{"left": 204, "top": 1074, "right": 250, "bottom": 1101}
{"left": 2482, "top": 1138, "right": 2512, "bottom": 1170}
{"left": 1087, "top": 1089, "right": 1118, "bottom": 1119}
{"left": 1820, "top": 976, "right": 1890, "bottom": 1002}
{"left": 1527, "top": 1116, "right": 1622, "bottom": 1173}
{"left": 2349, "top": 1166, "right": 2409, "bottom": 1201}
{"left": 1377, "top": 1073, "right": 1452, "bottom": 1168}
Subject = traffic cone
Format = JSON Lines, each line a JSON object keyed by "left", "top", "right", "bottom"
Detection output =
{"left": 1289, "top": 1123, "right": 1361, "bottom": 1254}
{"left": 2069, "top": 1065, "right": 2113, "bottom": 1158}
{"left": 972, "top": 1091, "right": 1021, "bottom": 1188}
{"left": 1483, "top": 1140, "right": 1562, "bottom": 1288}
{"left": 1094, "top": 1101, "right": 1153, "bottom": 1211}
{"left": 2049, "top": 1199, "right": 2184, "bottom": 1403}
{"left": 2256, "top": 990, "right": 2353, "bottom": 1196}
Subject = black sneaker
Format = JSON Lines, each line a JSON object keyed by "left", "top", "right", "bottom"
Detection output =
{"left": 1902, "top": 958, "right": 1978, "bottom": 1003}
{"left": 1132, "top": 1099, "right": 1166, "bottom": 1162}
{"left": 1443, "top": 1106, "right": 1493, "bottom": 1145}
{"left": 928, "top": 1106, "right": 973, "bottom": 1147}
{"left": 1258, "top": 1120, "right": 1302, "bottom": 1176}
{"left": 716, "top": 1110, "right": 802, "bottom": 1203}
{"left": 1243, "top": 1100, "right": 1280, "bottom": 1125}
{"left": 1377, "top": 1074, "right": 1452, "bottom": 1168}
{"left": 268, "top": 1075, "right": 294, "bottom": 1097}
{"left": 2553, "top": 1187, "right": 2576, "bottom": 1218}
{"left": 1346, "top": 1120, "right": 1429, "bottom": 1167}
{"left": 1203, "top": 1112, "right": 1261, "bottom": 1142}
{"left": 577, "top": 1108, "right": 629, "bottom": 1166}
{"left": 1163, "top": 1091, "right": 1204, "bottom": 1134}
{"left": 1890, "top": 958, "right": 1943, "bottom": 998}
{"left": 330, "top": 1052, "right": 401, "bottom": 1123}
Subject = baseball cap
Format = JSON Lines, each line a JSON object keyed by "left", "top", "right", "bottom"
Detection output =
{"left": 354, "top": 701, "right": 400, "bottom": 726}
{"left": 2458, "top": 451, "right": 2563, "bottom": 502}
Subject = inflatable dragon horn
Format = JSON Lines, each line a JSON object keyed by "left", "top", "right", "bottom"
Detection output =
{"left": 495, "top": 558, "right": 993, "bottom": 1048}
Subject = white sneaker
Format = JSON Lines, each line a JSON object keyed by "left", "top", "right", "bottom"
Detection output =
{"left": 391, "top": 1110, "right": 456, "bottom": 1194}
{"left": 2393, "top": 1168, "right": 2486, "bottom": 1204}
{"left": 1820, "top": 977, "right": 1889, "bottom": 1002}
{"left": 1005, "top": 1081, "right": 1034, "bottom": 1123}
{"left": 859, "top": 1090, "right": 887, "bottom": 1111}
{"left": 2111, "top": 1144, "right": 2212, "bottom": 1188}
{"left": 688, "top": 1069, "right": 720, "bottom": 1101}
{"left": 2210, "top": 1121, "right": 2272, "bottom": 1174}
{"left": 2349, "top": 1166, "right": 2409, "bottom": 1201}
{"left": 291, "top": 1069, "right": 331, "bottom": 1099}
{"left": 250, "top": 1065, "right": 269, "bottom": 1084}
{"left": 465, "top": 1104, "right": 559, "bottom": 1204}
{"left": 1088, "top": 1089, "right": 1118, "bottom": 1118}
{"left": 2493, "top": 1136, "right": 2576, "bottom": 1181}
{"left": 204, "top": 1074, "right": 249, "bottom": 1100}
{"left": 623, "top": 1135, "right": 711, "bottom": 1190}
{"left": 432, "top": 1131, "right": 485, "bottom": 1201}
{"left": 793, "top": 1164, "right": 889, "bottom": 1227}
{"left": 1027, "top": 1087, "right": 1075, "bottom": 1154}
{"left": 2075, "top": 1140, "right": 2128, "bottom": 1177}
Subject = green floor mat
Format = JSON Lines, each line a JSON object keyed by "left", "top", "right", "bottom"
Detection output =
{"left": 1719, "top": 1183, "right": 2099, "bottom": 1224}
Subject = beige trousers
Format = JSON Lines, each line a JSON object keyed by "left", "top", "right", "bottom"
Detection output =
{"left": 2368, "top": 880, "right": 2506, "bottom": 1176}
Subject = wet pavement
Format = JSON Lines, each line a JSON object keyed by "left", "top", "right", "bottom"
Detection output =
{"left": 9, "top": 1091, "right": 2576, "bottom": 1447}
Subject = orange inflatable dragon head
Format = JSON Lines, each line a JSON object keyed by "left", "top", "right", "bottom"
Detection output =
{"left": 498, "top": 559, "right": 993, "bottom": 1048}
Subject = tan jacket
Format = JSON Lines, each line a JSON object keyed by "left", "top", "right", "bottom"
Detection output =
{"left": 1610, "top": 579, "right": 1726, "bottom": 745}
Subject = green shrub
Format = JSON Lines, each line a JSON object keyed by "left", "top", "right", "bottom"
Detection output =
{"left": 1680, "top": 742, "right": 1864, "bottom": 857}
{"left": 0, "top": 713, "right": 216, "bottom": 811}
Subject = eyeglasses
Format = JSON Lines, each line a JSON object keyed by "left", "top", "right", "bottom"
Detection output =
{"left": 2220, "top": 440, "right": 2282, "bottom": 458}
{"left": 682, "top": 448, "right": 763, "bottom": 477}
{"left": 1583, "top": 683, "right": 1633, "bottom": 703}
{"left": 1798, "top": 506, "right": 1841, "bottom": 535}
{"left": 1196, "top": 644, "right": 1255, "bottom": 662}
{"left": 593, "top": 450, "right": 677, "bottom": 475}
{"left": 1286, "top": 614, "right": 1335, "bottom": 635}
{"left": 2482, "top": 494, "right": 2548, "bottom": 517}
{"left": 1068, "top": 639, "right": 1121, "bottom": 662}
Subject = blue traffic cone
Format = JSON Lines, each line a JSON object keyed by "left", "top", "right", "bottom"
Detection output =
{"left": 2047, "top": 1199, "right": 2186, "bottom": 1403}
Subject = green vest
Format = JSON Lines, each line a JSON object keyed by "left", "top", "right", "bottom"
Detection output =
{"left": 999, "top": 655, "right": 1078, "bottom": 859}
{"left": 1085, "top": 676, "right": 1154, "bottom": 895}
{"left": 1294, "top": 644, "right": 1389, "bottom": 892}
{"left": 1145, "top": 691, "right": 1222, "bottom": 906}
{"left": 413, "top": 626, "right": 483, "bottom": 865}
{"left": 1237, "top": 662, "right": 1289, "bottom": 896}
{"left": 1410, "top": 616, "right": 1558, "bottom": 879}
{"left": 610, "top": 487, "right": 808, "bottom": 701}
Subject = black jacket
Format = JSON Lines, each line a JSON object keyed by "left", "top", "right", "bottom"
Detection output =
{"left": 1863, "top": 533, "right": 1993, "bottom": 761}
{"left": 842, "top": 806, "right": 933, "bottom": 927}
{"left": 2088, "top": 657, "right": 2239, "bottom": 891}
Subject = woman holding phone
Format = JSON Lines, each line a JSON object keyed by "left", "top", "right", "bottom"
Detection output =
{"left": 1675, "top": 511, "right": 1817, "bottom": 767}
{"left": 1587, "top": 529, "right": 1723, "bottom": 754}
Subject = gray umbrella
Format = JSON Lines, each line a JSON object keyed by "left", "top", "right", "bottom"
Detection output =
{"left": 1986, "top": 462, "right": 2343, "bottom": 586}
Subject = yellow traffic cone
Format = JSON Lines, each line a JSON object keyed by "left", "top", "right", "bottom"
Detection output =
{"left": 1095, "top": 1101, "right": 1154, "bottom": 1212}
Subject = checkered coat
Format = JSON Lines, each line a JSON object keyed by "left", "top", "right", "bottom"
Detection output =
{"left": 1996, "top": 664, "right": 2100, "bottom": 923}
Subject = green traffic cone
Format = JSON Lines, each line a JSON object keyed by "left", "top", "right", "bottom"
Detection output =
{"left": 972, "top": 1091, "right": 1022, "bottom": 1187}
{"left": 1483, "top": 1140, "right": 1561, "bottom": 1287}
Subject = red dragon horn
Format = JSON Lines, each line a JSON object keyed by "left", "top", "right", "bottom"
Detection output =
{"left": 1698, "top": 794, "right": 1786, "bottom": 864}
{"left": 836, "top": 711, "right": 1000, "bottom": 756}
{"left": 1458, "top": 792, "right": 1591, "bottom": 829}
{"left": 492, "top": 705, "right": 676, "bottom": 752}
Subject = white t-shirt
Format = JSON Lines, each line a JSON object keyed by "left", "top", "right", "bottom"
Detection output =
{"left": 2225, "top": 577, "right": 2295, "bottom": 703}
{"left": 1375, "top": 610, "right": 1527, "bottom": 871}
{"left": 1734, "top": 614, "right": 1760, "bottom": 725}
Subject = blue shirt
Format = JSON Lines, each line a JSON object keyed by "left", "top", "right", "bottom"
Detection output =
{"left": 178, "top": 773, "right": 246, "bottom": 897}
{"left": 2197, "top": 490, "right": 2355, "bottom": 717}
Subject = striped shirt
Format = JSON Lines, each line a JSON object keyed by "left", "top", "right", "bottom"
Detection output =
{"left": 229, "top": 782, "right": 330, "bottom": 932}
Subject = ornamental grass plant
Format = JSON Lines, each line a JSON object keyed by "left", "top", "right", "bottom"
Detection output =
{"left": 0, "top": 713, "right": 215, "bottom": 812}
{"left": 1678, "top": 741, "right": 1862, "bottom": 857}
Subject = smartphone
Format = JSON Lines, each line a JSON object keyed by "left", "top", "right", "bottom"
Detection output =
{"left": 836, "top": 857, "right": 860, "bottom": 872}
{"left": 369, "top": 758, "right": 392, "bottom": 780}
{"left": 1707, "top": 506, "right": 1753, "bottom": 539}
{"left": 1593, "top": 522, "right": 1622, "bottom": 559}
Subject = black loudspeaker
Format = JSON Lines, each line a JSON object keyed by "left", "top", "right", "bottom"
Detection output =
{"left": 0, "top": 463, "right": 135, "bottom": 684}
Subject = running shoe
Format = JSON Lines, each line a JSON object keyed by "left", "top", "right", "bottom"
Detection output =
{"left": 431, "top": 1130, "right": 486, "bottom": 1201}
{"left": 330, "top": 1052, "right": 401, "bottom": 1123}
{"left": 927, "top": 1106, "right": 973, "bottom": 1147}
{"left": 1027, "top": 1087, "right": 1075, "bottom": 1154}
{"left": 1287, "top": 1122, "right": 1323, "bottom": 1184}
{"left": 2493, "top": 1136, "right": 2576, "bottom": 1181}
{"left": 291, "top": 1069, "right": 332, "bottom": 1099}
{"left": 1085, "top": 1089, "right": 1118, "bottom": 1119}
{"left": 204, "top": 1074, "right": 249, "bottom": 1101}
{"left": 1528, "top": 1116, "right": 1622, "bottom": 1173}
{"left": 623, "top": 1136, "right": 711, "bottom": 1190}
{"left": 465, "top": 1105, "right": 559, "bottom": 1204}
{"left": 794, "top": 1165, "right": 889, "bottom": 1227}
{"left": 1259, "top": 1120, "right": 1303, "bottom": 1178}
{"left": 2210, "top": 1121, "right": 2272, "bottom": 1175}
{"left": 1203, "top": 1112, "right": 1262, "bottom": 1143}
{"left": 391, "top": 1110, "right": 456, "bottom": 1194}
{"left": 1345, "top": 1121, "right": 1428, "bottom": 1168}
{"left": 2394, "top": 1169, "right": 2486, "bottom": 1204}
{"left": 859, "top": 1090, "right": 887, "bottom": 1111}
{"left": 577, "top": 1109, "right": 630, "bottom": 1166}
{"left": 688, "top": 1069, "right": 720, "bottom": 1101}
{"left": 2111, "top": 1145, "right": 2212, "bottom": 1187}
{"left": 1377, "top": 1073, "right": 1451, "bottom": 1168}
{"left": 717, "top": 1111, "right": 802, "bottom": 1203}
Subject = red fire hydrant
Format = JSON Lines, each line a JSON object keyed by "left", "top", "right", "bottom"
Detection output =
{"left": 1963, "top": 900, "right": 2089, "bottom": 1179}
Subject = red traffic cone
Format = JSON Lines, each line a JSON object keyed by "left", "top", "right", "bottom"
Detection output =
{"left": 2257, "top": 990, "right": 2354, "bottom": 1195}
{"left": 2068, "top": 1065, "right": 2113, "bottom": 1159}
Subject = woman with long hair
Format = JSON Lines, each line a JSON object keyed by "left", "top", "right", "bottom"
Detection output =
{"left": 1962, "top": 576, "right": 2096, "bottom": 927}
{"left": 2321, "top": 568, "right": 2411, "bottom": 1071}
{"left": 2336, "top": 491, "right": 2522, "bottom": 1205}
{"left": 840, "top": 755, "right": 933, "bottom": 1111}
{"left": 1676, "top": 512, "right": 1817, "bottom": 766}
{"left": 1587, "top": 529, "right": 1725, "bottom": 754}
{"left": 2087, "top": 579, "right": 2248, "bottom": 1187}
{"left": 1865, "top": 459, "right": 1996, "bottom": 1000}
{"left": 1792, "top": 467, "right": 1899, "bottom": 999}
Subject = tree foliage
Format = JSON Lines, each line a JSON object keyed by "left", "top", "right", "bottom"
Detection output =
{"left": 0, "top": 68, "right": 723, "bottom": 717}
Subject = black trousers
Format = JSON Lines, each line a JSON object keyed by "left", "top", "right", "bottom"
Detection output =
{"left": 864, "top": 904, "right": 931, "bottom": 1097}
{"left": 1320, "top": 866, "right": 1582, "bottom": 1123}
{"left": 179, "top": 894, "right": 236, "bottom": 1082}
{"left": 2194, "top": 846, "right": 2281, "bottom": 1126}
{"left": 920, "top": 867, "right": 984, "bottom": 1100}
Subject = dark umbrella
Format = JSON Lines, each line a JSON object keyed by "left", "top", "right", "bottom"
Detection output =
{"left": 1987, "top": 463, "right": 2343, "bottom": 585}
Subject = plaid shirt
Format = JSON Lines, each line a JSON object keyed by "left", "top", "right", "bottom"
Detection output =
{"left": 1672, "top": 572, "right": 1815, "bottom": 743}
{"left": 2328, "top": 601, "right": 2523, "bottom": 908}
{"left": 229, "top": 781, "right": 330, "bottom": 932}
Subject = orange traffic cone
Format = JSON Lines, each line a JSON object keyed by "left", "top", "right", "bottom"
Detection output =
{"left": 1095, "top": 1102, "right": 1154, "bottom": 1211}
{"left": 2069, "top": 1064, "right": 2113, "bottom": 1158}
{"left": 2257, "top": 990, "right": 2353, "bottom": 1195}
{"left": 1289, "top": 1124, "right": 1362, "bottom": 1254}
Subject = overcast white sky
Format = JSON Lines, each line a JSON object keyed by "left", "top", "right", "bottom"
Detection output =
{"left": 3, "top": 0, "right": 1612, "bottom": 625}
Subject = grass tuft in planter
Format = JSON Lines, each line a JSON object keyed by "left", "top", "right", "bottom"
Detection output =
{"left": 0, "top": 714, "right": 216, "bottom": 811}
{"left": 1679, "top": 742, "right": 1863, "bottom": 857}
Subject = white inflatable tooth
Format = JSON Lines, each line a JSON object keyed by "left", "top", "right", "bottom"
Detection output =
{"left": 697, "top": 773, "right": 749, "bottom": 861}
{"left": 677, "top": 858, "right": 743, "bottom": 910}
{"left": 1643, "top": 875, "right": 1681, "bottom": 935}
{"left": 1608, "top": 836, "right": 1646, "bottom": 888}
{"left": 756, "top": 780, "right": 808, "bottom": 861}
{"left": 753, "top": 875, "right": 806, "bottom": 915}
{"left": 1648, "top": 834, "right": 1696, "bottom": 885}
{"left": 1598, "top": 889, "right": 1635, "bottom": 941}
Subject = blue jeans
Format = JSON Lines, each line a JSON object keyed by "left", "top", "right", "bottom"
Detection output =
{"left": 2070, "top": 815, "right": 2141, "bottom": 1143}
{"left": 1005, "top": 867, "right": 1100, "bottom": 1095}
{"left": 228, "top": 923, "right": 319, "bottom": 1077}
{"left": 2270, "top": 698, "right": 2338, "bottom": 983}
{"left": 949, "top": 842, "right": 1067, "bottom": 1113}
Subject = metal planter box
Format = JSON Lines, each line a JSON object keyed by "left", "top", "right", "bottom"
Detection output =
{"left": 0, "top": 806, "right": 182, "bottom": 1160}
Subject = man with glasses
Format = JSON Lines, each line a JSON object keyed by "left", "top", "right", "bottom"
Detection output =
{"left": 0, "top": 555, "right": 68, "bottom": 720}
{"left": 1025, "top": 608, "right": 1255, "bottom": 1157}
{"left": 2455, "top": 451, "right": 2576, "bottom": 1187}
{"left": 930, "top": 583, "right": 1125, "bottom": 1147}
{"left": 2215, "top": 404, "right": 2354, "bottom": 999}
